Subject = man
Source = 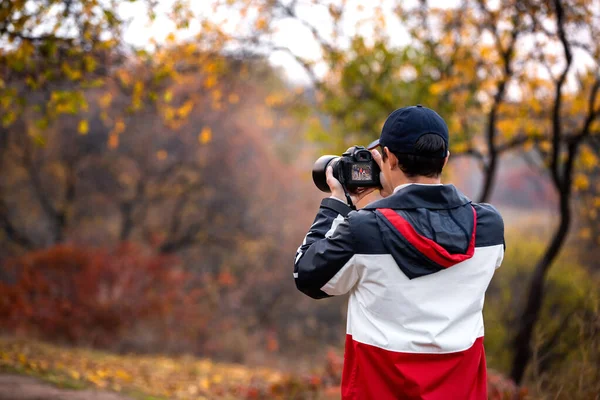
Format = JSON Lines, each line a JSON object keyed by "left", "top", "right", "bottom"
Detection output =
{"left": 294, "top": 105, "right": 504, "bottom": 400}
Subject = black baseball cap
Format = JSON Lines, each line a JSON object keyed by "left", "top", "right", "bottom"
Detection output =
{"left": 368, "top": 105, "right": 449, "bottom": 158}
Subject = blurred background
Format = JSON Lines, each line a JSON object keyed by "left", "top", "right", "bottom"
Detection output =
{"left": 0, "top": 0, "right": 598, "bottom": 399}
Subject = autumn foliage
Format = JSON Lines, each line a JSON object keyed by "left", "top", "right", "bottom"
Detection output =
{"left": 0, "top": 244, "right": 200, "bottom": 349}
{"left": 1, "top": 0, "right": 600, "bottom": 399}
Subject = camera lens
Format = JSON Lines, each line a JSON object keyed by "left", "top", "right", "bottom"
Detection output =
{"left": 312, "top": 155, "right": 339, "bottom": 192}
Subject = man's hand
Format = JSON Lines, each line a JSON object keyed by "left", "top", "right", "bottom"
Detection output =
{"left": 371, "top": 149, "right": 393, "bottom": 198}
{"left": 326, "top": 166, "right": 375, "bottom": 207}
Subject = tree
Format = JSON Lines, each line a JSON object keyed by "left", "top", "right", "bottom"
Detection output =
{"left": 509, "top": 0, "right": 600, "bottom": 383}
{"left": 0, "top": 0, "right": 158, "bottom": 249}
{"left": 212, "top": 0, "right": 600, "bottom": 385}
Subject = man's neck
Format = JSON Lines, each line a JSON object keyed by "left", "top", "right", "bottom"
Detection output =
{"left": 392, "top": 175, "right": 442, "bottom": 189}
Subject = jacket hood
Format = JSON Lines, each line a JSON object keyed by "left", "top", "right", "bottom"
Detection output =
{"left": 364, "top": 184, "right": 476, "bottom": 279}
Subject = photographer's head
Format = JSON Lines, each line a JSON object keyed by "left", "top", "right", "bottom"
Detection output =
{"left": 372, "top": 105, "right": 449, "bottom": 193}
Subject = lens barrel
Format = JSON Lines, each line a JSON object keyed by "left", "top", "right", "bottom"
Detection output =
{"left": 312, "top": 155, "right": 339, "bottom": 193}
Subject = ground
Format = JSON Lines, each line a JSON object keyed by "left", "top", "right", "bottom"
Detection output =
{"left": 0, "top": 337, "right": 337, "bottom": 400}
{"left": 0, "top": 374, "right": 131, "bottom": 400}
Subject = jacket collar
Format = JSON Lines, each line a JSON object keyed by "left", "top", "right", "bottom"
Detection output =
{"left": 393, "top": 183, "right": 443, "bottom": 194}
{"left": 363, "top": 184, "right": 471, "bottom": 210}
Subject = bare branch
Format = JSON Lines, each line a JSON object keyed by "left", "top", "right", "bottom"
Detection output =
{"left": 550, "top": 0, "right": 574, "bottom": 189}
{"left": 475, "top": 0, "right": 521, "bottom": 202}
{"left": 269, "top": 45, "right": 321, "bottom": 87}
{"left": 276, "top": 1, "right": 334, "bottom": 54}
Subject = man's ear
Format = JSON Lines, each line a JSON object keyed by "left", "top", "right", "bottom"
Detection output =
{"left": 384, "top": 146, "right": 398, "bottom": 170}
{"left": 443, "top": 151, "right": 450, "bottom": 168}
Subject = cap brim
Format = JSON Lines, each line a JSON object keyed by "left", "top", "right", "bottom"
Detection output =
{"left": 367, "top": 139, "right": 380, "bottom": 150}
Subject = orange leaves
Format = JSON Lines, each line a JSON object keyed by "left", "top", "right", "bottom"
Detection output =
{"left": 497, "top": 119, "right": 519, "bottom": 138}
{"left": 228, "top": 93, "right": 240, "bottom": 104}
{"left": 176, "top": 99, "right": 195, "bottom": 118}
{"left": 116, "top": 69, "right": 132, "bottom": 88}
{"left": 113, "top": 118, "right": 126, "bottom": 135}
{"left": 428, "top": 81, "right": 446, "bottom": 96}
{"left": 574, "top": 174, "right": 590, "bottom": 191}
{"left": 199, "top": 126, "right": 212, "bottom": 144}
{"left": 99, "top": 92, "right": 113, "bottom": 109}
{"left": 217, "top": 270, "right": 236, "bottom": 287}
{"left": 255, "top": 17, "right": 268, "bottom": 31}
{"left": 131, "top": 81, "right": 145, "bottom": 111}
{"left": 107, "top": 118, "right": 125, "bottom": 149}
{"left": 204, "top": 75, "right": 218, "bottom": 89}
{"left": 579, "top": 146, "right": 598, "bottom": 170}
{"left": 0, "top": 244, "right": 189, "bottom": 347}
{"left": 156, "top": 149, "right": 168, "bottom": 160}
{"left": 0, "top": 337, "right": 334, "bottom": 400}
{"left": 265, "top": 93, "right": 284, "bottom": 107}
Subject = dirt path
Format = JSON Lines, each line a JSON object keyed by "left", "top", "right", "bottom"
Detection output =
{"left": 0, "top": 375, "right": 132, "bottom": 400}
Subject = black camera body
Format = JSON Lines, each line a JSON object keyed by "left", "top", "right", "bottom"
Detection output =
{"left": 312, "top": 146, "right": 381, "bottom": 193}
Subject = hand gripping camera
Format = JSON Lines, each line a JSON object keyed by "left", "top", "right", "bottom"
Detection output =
{"left": 312, "top": 144, "right": 381, "bottom": 193}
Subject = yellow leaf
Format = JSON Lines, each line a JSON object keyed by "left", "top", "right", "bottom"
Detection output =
{"left": 265, "top": 93, "right": 284, "bottom": 107}
{"left": 574, "top": 174, "right": 589, "bottom": 191}
{"left": 115, "top": 369, "right": 132, "bottom": 382}
{"left": 69, "top": 370, "right": 81, "bottom": 380}
{"left": 429, "top": 82, "right": 446, "bottom": 96}
{"left": 156, "top": 150, "right": 167, "bottom": 160}
{"left": 204, "top": 76, "right": 217, "bottom": 89}
{"left": 200, "top": 378, "right": 210, "bottom": 389}
{"left": 177, "top": 100, "right": 194, "bottom": 118}
{"left": 113, "top": 119, "right": 125, "bottom": 135}
{"left": 99, "top": 92, "right": 112, "bottom": 108}
{"left": 228, "top": 93, "right": 240, "bottom": 104}
{"left": 199, "top": 127, "right": 212, "bottom": 144}
{"left": 255, "top": 17, "right": 267, "bottom": 31}
{"left": 108, "top": 134, "right": 119, "bottom": 149}
{"left": 579, "top": 227, "right": 591, "bottom": 239}
{"left": 78, "top": 120, "right": 89, "bottom": 135}
{"left": 580, "top": 147, "right": 597, "bottom": 169}
{"left": 452, "top": 142, "right": 469, "bottom": 153}
{"left": 539, "top": 141, "right": 551, "bottom": 152}
{"left": 497, "top": 119, "right": 517, "bottom": 138}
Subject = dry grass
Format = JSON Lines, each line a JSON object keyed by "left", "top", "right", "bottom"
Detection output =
{"left": 0, "top": 337, "right": 336, "bottom": 400}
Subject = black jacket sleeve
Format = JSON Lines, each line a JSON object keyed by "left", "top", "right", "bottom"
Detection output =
{"left": 294, "top": 198, "right": 359, "bottom": 299}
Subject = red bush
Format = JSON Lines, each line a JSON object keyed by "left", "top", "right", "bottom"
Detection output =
{"left": 0, "top": 243, "right": 196, "bottom": 348}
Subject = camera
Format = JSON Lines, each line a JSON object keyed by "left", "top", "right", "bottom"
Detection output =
{"left": 312, "top": 145, "right": 381, "bottom": 193}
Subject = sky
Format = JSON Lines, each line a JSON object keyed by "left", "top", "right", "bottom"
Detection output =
{"left": 118, "top": 0, "right": 458, "bottom": 85}
{"left": 117, "top": 0, "right": 594, "bottom": 92}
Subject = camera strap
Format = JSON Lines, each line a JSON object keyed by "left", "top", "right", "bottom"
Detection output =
{"left": 343, "top": 187, "right": 357, "bottom": 211}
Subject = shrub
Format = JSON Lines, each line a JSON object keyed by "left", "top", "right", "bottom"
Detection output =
{"left": 483, "top": 228, "right": 600, "bottom": 399}
{"left": 0, "top": 243, "right": 204, "bottom": 351}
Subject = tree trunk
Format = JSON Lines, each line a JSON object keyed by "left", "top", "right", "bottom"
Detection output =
{"left": 477, "top": 155, "right": 496, "bottom": 203}
{"left": 510, "top": 176, "right": 572, "bottom": 384}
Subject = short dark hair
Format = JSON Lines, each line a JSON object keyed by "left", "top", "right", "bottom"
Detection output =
{"left": 382, "top": 134, "right": 446, "bottom": 178}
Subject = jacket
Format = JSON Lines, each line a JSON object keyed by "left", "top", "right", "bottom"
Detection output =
{"left": 294, "top": 184, "right": 504, "bottom": 400}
